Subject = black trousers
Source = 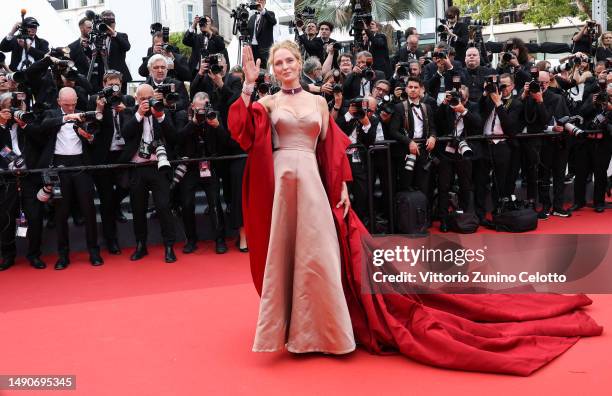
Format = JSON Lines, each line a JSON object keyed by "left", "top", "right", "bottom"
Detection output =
{"left": 538, "top": 139, "right": 569, "bottom": 210}
{"left": 179, "top": 169, "right": 225, "bottom": 242}
{"left": 92, "top": 151, "right": 129, "bottom": 242}
{"left": 0, "top": 175, "right": 44, "bottom": 260}
{"left": 128, "top": 166, "right": 175, "bottom": 245}
{"left": 347, "top": 152, "right": 368, "bottom": 222}
{"left": 573, "top": 139, "right": 612, "bottom": 207}
{"left": 53, "top": 154, "right": 98, "bottom": 255}
{"left": 473, "top": 141, "right": 512, "bottom": 219}
{"left": 395, "top": 151, "right": 431, "bottom": 194}
{"left": 371, "top": 151, "right": 392, "bottom": 220}
{"left": 520, "top": 138, "right": 541, "bottom": 201}
{"left": 437, "top": 156, "right": 473, "bottom": 217}
{"left": 228, "top": 158, "right": 246, "bottom": 229}
{"left": 251, "top": 45, "right": 270, "bottom": 67}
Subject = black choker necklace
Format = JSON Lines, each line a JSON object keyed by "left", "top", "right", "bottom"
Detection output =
{"left": 281, "top": 87, "right": 302, "bottom": 95}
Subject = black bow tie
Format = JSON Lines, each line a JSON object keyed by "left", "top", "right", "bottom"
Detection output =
{"left": 410, "top": 103, "right": 421, "bottom": 109}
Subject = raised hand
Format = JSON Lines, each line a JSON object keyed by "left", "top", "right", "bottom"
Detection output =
{"left": 242, "top": 45, "right": 261, "bottom": 84}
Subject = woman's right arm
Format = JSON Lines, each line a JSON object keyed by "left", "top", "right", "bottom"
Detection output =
{"left": 241, "top": 45, "right": 261, "bottom": 107}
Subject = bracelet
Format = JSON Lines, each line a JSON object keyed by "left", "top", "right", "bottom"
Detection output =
{"left": 242, "top": 82, "right": 255, "bottom": 96}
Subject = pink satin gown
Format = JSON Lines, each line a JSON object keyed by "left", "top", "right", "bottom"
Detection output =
{"left": 252, "top": 94, "right": 356, "bottom": 354}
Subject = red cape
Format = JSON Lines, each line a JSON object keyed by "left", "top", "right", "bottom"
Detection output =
{"left": 228, "top": 98, "right": 602, "bottom": 376}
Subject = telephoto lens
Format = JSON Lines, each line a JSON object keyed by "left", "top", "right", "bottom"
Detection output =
{"left": 502, "top": 52, "right": 513, "bottom": 63}
{"left": 148, "top": 98, "right": 165, "bottom": 112}
{"left": 404, "top": 153, "right": 417, "bottom": 171}
{"left": 155, "top": 144, "right": 171, "bottom": 169}
{"left": 170, "top": 161, "right": 188, "bottom": 190}
{"left": 12, "top": 109, "right": 35, "bottom": 123}
{"left": 457, "top": 140, "right": 473, "bottom": 158}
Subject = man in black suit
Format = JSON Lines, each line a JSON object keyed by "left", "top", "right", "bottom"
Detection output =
{"left": 384, "top": 77, "right": 437, "bottom": 194}
{"left": 440, "top": 6, "right": 469, "bottom": 65}
{"left": 182, "top": 15, "right": 229, "bottom": 79}
{"left": 67, "top": 18, "right": 94, "bottom": 80}
{"left": 0, "top": 17, "right": 49, "bottom": 71}
{"left": 119, "top": 84, "right": 177, "bottom": 263}
{"left": 38, "top": 87, "right": 102, "bottom": 270}
{"left": 425, "top": 47, "right": 465, "bottom": 106}
{"left": 88, "top": 70, "right": 135, "bottom": 255}
{"left": 362, "top": 21, "right": 391, "bottom": 78}
{"left": 189, "top": 54, "right": 241, "bottom": 128}
{"left": 297, "top": 21, "right": 324, "bottom": 61}
{"left": 434, "top": 85, "right": 481, "bottom": 231}
{"left": 0, "top": 93, "right": 47, "bottom": 270}
{"left": 474, "top": 73, "right": 524, "bottom": 225}
{"left": 146, "top": 54, "right": 189, "bottom": 112}
{"left": 176, "top": 92, "right": 228, "bottom": 254}
{"left": 98, "top": 10, "right": 132, "bottom": 93}
{"left": 463, "top": 47, "right": 497, "bottom": 103}
{"left": 342, "top": 51, "right": 386, "bottom": 100}
{"left": 248, "top": 0, "right": 277, "bottom": 66}
{"left": 393, "top": 34, "right": 424, "bottom": 66}
{"left": 139, "top": 32, "right": 191, "bottom": 82}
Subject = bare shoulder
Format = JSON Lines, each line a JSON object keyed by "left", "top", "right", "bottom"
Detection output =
{"left": 315, "top": 94, "right": 328, "bottom": 113}
{"left": 257, "top": 94, "right": 276, "bottom": 113}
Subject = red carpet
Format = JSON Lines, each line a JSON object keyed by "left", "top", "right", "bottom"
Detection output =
{"left": 0, "top": 210, "right": 610, "bottom": 396}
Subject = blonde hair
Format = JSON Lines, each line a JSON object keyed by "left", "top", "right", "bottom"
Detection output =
{"left": 600, "top": 31, "right": 612, "bottom": 48}
{"left": 268, "top": 40, "right": 303, "bottom": 70}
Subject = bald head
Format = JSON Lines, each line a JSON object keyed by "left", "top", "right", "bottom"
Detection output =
{"left": 136, "top": 84, "right": 155, "bottom": 102}
{"left": 58, "top": 87, "right": 77, "bottom": 114}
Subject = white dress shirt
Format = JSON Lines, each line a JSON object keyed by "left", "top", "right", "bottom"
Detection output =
{"left": 131, "top": 112, "right": 165, "bottom": 163}
{"left": 54, "top": 113, "right": 83, "bottom": 155}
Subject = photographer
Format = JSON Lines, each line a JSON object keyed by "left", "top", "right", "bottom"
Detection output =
{"left": 190, "top": 53, "right": 242, "bottom": 128}
{"left": 571, "top": 87, "right": 612, "bottom": 213}
{"left": 388, "top": 77, "right": 436, "bottom": 194}
{"left": 67, "top": 17, "right": 94, "bottom": 79}
{"left": 38, "top": 87, "right": 102, "bottom": 269}
{"left": 98, "top": 10, "right": 132, "bottom": 94}
{"left": 362, "top": 20, "right": 391, "bottom": 78}
{"left": 496, "top": 38, "right": 533, "bottom": 91}
{"left": 118, "top": 84, "right": 177, "bottom": 263}
{"left": 296, "top": 20, "right": 323, "bottom": 61}
{"left": 425, "top": 47, "right": 464, "bottom": 105}
{"left": 572, "top": 20, "right": 601, "bottom": 55}
{"left": 439, "top": 6, "right": 469, "bottom": 64}
{"left": 0, "top": 16, "right": 49, "bottom": 71}
{"left": 342, "top": 51, "right": 385, "bottom": 100}
{"left": 522, "top": 71, "right": 571, "bottom": 219}
{"left": 434, "top": 85, "right": 481, "bottom": 232}
{"left": 301, "top": 57, "right": 330, "bottom": 95}
{"left": 146, "top": 54, "right": 189, "bottom": 112}
{"left": 394, "top": 34, "right": 424, "bottom": 66}
{"left": 175, "top": 92, "right": 228, "bottom": 254}
{"left": 88, "top": 70, "right": 135, "bottom": 255}
{"left": 475, "top": 73, "right": 524, "bottom": 226}
{"left": 248, "top": 0, "right": 277, "bottom": 66}
{"left": 183, "top": 15, "right": 228, "bottom": 79}
{"left": 318, "top": 22, "right": 338, "bottom": 66}
{"left": 422, "top": 43, "right": 461, "bottom": 82}
{"left": 463, "top": 47, "right": 496, "bottom": 103}
{"left": 139, "top": 32, "right": 191, "bottom": 82}
{"left": 0, "top": 93, "right": 46, "bottom": 270}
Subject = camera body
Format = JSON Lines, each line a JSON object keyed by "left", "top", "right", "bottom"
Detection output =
{"left": 195, "top": 103, "right": 218, "bottom": 124}
{"left": 10, "top": 108, "right": 35, "bottom": 124}
{"left": 484, "top": 75, "right": 498, "bottom": 94}
{"left": 350, "top": 96, "right": 366, "bottom": 119}
{"left": 99, "top": 84, "right": 122, "bottom": 106}
{"left": 396, "top": 62, "right": 410, "bottom": 77}
{"left": 447, "top": 91, "right": 462, "bottom": 107}
{"left": 148, "top": 98, "right": 165, "bottom": 113}
{"left": 0, "top": 146, "right": 25, "bottom": 169}
{"left": 377, "top": 94, "right": 395, "bottom": 115}
{"left": 202, "top": 54, "right": 223, "bottom": 74}
{"left": 155, "top": 83, "right": 180, "bottom": 105}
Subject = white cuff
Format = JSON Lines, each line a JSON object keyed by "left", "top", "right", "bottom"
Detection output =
{"left": 156, "top": 114, "right": 165, "bottom": 123}
{"left": 134, "top": 112, "right": 143, "bottom": 122}
{"left": 344, "top": 112, "right": 352, "bottom": 122}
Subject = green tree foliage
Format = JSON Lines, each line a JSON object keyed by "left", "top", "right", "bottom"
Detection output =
{"left": 169, "top": 32, "right": 191, "bottom": 58}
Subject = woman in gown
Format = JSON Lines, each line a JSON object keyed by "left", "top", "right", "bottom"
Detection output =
{"left": 228, "top": 41, "right": 603, "bottom": 375}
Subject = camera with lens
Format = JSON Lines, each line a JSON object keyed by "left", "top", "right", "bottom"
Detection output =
{"left": 6, "top": 71, "right": 26, "bottom": 84}
{"left": 38, "top": 168, "right": 62, "bottom": 202}
{"left": 432, "top": 50, "right": 447, "bottom": 60}
{"left": 294, "top": 6, "right": 316, "bottom": 29}
{"left": 149, "top": 23, "right": 170, "bottom": 43}
{"left": 501, "top": 52, "right": 514, "bottom": 63}
{"left": 248, "top": 0, "right": 260, "bottom": 10}
{"left": 195, "top": 102, "right": 218, "bottom": 124}
{"left": 10, "top": 108, "right": 35, "bottom": 124}
{"left": 0, "top": 146, "right": 25, "bottom": 169}
{"left": 396, "top": 83, "right": 408, "bottom": 101}
{"left": 549, "top": 62, "right": 572, "bottom": 74}
{"left": 448, "top": 138, "right": 473, "bottom": 158}
{"left": 155, "top": 83, "right": 180, "bottom": 105}
{"left": 154, "top": 141, "right": 171, "bottom": 169}
{"left": 484, "top": 75, "right": 498, "bottom": 94}
{"left": 332, "top": 42, "right": 342, "bottom": 51}
{"left": 377, "top": 94, "right": 395, "bottom": 115}
{"left": 363, "top": 58, "right": 375, "bottom": 80}
{"left": 202, "top": 54, "right": 223, "bottom": 74}
{"left": 350, "top": 97, "right": 366, "bottom": 119}
{"left": 85, "top": 10, "right": 111, "bottom": 49}
{"left": 138, "top": 140, "right": 153, "bottom": 159}
{"left": 230, "top": 4, "right": 251, "bottom": 41}
{"left": 556, "top": 115, "right": 585, "bottom": 136}
{"left": 170, "top": 161, "right": 188, "bottom": 190}
{"left": 447, "top": 91, "right": 462, "bottom": 107}
{"left": 77, "top": 111, "right": 99, "bottom": 123}
{"left": 98, "top": 84, "right": 122, "bottom": 106}
{"left": 148, "top": 98, "right": 165, "bottom": 113}
{"left": 396, "top": 62, "right": 410, "bottom": 77}
{"left": 10, "top": 92, "right": 26, "bottom": 108}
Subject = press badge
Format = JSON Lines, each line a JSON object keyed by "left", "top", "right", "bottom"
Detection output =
{"left": 199, "top": 161, "right": 211, "bottom": 178}
{"left": 16, "top": 211, "right": 28, "bottom": 238}
{"left": 347, "top": 148, "right": 361, "bottom": 163}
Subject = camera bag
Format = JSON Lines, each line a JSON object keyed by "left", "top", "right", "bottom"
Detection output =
{"left": 492, "top": 207, "right": 538, "bottom": 233}
{"left": 447, "top": 210, "right": 480, "bottom": 234}
{"left": 395, "top": 190, "right": 429, "bottom": 235}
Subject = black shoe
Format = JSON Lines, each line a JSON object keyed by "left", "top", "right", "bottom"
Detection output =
{"left": 235, "top": 238, "right": 248, "bottom": 253}
{"left": 116, "top": 211, "right": 128, "bottom": 223}
{"left": 182, "top": 240, "right": 198, "bottom": 254}
{"left": 0, "top": 257, "right": 15, "bottom": 271}
{"left": 439, "top": 219, "right": 449, "bottom": 233}
{"left": 29, "top": 257, "right": 47, "bottom": 269}
{"left": 165, "top": 245, "right": 177, "bottom": 263}
{"left": 552, "top": 208, "right": 571, "bottom": 218}
{"left": 107, "top": 240, "right": 121, "bottom": 255}
{"left": 569, "top": 203, "right": 585, "bottom": 212}
{"left": 130, "top": 242, "right": 148, "bottom": 261}
{"left": 55, "top": 256, "right": 70, "bottom": 270}
{"left": 215, "top": 238, "right": 228, "bottom": 254}
{"left": 89, "top": 249, "right": 104, "bottom": 266}
{"left": 595, "top": 206, "right": 605, "bottom": 213}
{"left": 537, "top": 208, "right": 550, "bottom": 220}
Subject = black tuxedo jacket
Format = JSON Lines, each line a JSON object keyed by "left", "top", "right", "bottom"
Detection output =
{"left": 68, "top": 38, "right": 92, "bottom": 78}
{"left": 86, "top": 94, "right": 136, "bottom": 164}
{"left": 524, "top": 90, "right": 569, "bottom": 134}
{"left": 335, "top": 110, "right": 378, "bottom": 148}
{"left": 182, "top": 31, "right": 228, "bottom": 73}
{"left": 189, "top": 73, "right": 241, "bottom": 128}
{"left": 118, "top": 110, "right": 177, "bottom": 163}
{"left": 479, "top": 95, "right": 524, "bottom": 138}
{"left": 447, "top": 22, "right": 469, "bottom": 63}
{"left": 176, "top": 121, "right": 228, "bottom": 171}
{"left": 366, "top": 32, "right": 391, "bottom": 78}
{"left": 138, "top": 48, "right": 191, "bottom": 82}
{"left": 434, "top": 101, "right": 482, "bottom": 158}
{"left": 247, "top": 10, "right": 277, "bottom": 50}
{"left": 0, "top": 35, "right": 49, "bottom": 71}
{"left": 393, "top": 46, "right": 424, "bottom": 66}
{"left": 38, "top": 108, "right": 97, "bottom": 168}
{"left": 146, "top": 76, "right": 190, "bottom": 112}
{"left": 106, "top": 32, "right": 132, "bottom": 83}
